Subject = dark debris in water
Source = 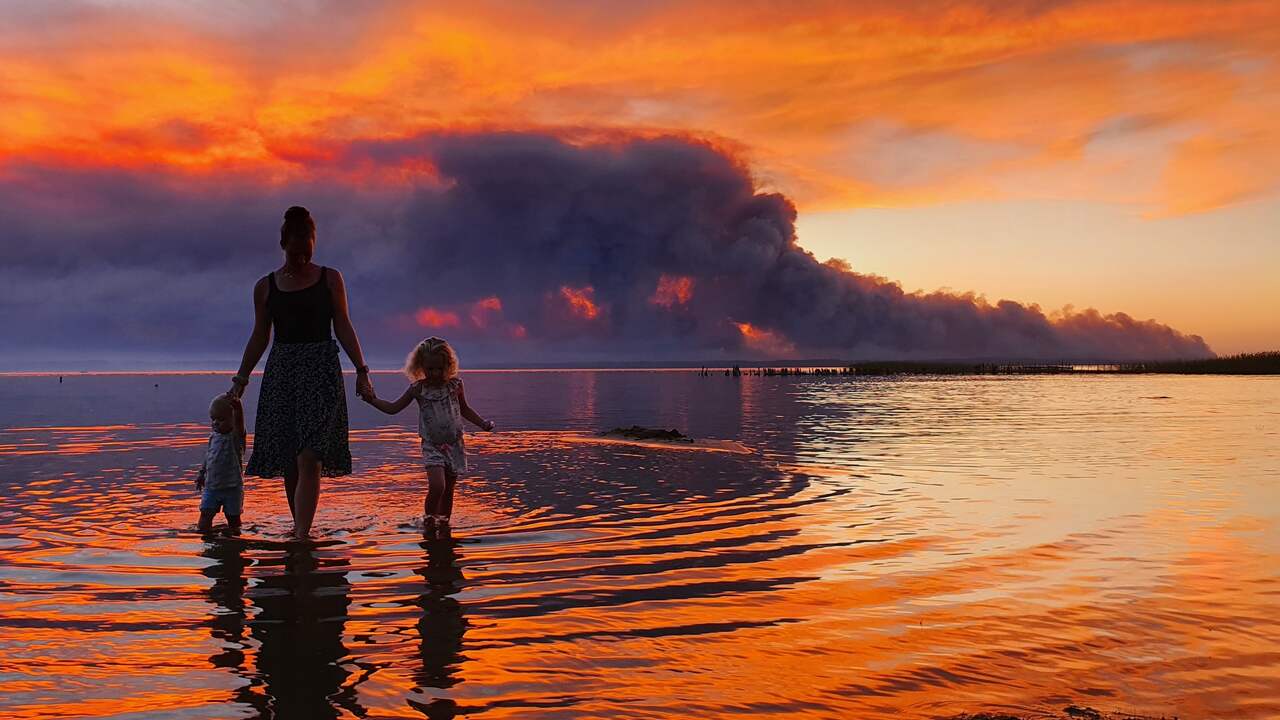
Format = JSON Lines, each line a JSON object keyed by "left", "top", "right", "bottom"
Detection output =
{"left": 599, "top": 425, "right": 694, "bottom": 443}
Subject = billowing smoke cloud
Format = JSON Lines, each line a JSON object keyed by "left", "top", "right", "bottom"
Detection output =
{"left": 0, "top": 131, "right": 1211, "bottom": 368}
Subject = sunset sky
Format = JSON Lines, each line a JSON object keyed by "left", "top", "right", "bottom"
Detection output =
{"left": 2, "top": 0, "right": 1277, "bottom": 366}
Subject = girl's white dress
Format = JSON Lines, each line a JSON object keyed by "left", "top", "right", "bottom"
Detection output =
{"left": 414, "top": 377, "right": 467, "bottom": 474}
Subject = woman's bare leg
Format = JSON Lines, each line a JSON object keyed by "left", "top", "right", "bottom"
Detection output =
{"left": 283, "top": 466, "right": 299, "bottom": 518}
{"left": 292, "top": 448, "right": 322, "bottom": 538}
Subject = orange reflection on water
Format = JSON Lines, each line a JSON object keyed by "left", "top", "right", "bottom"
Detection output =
{"left": 0, "top": 375, "right": 1277, "bottom": 718}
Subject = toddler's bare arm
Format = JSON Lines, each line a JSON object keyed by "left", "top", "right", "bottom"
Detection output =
{"left": 457, "top": 382, "right": 494, "bottom": 430}
{"left": 366, "top": 386, "right": 415, "bottom": 414}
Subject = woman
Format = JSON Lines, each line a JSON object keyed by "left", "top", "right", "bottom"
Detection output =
{"left": 228, "top": 206, "right": 374, "bottom": 538}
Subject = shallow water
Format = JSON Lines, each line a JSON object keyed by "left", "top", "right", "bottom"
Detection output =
{"left": 1, "top": 371, "right": 1277, "bottom": 719}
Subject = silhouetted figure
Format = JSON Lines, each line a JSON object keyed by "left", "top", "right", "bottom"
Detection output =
{"left": 195, "top": 394, "right": 246, "bottom": 532}
{"left": 247, "top": 545, "right": 362, "bottom": 718}
{"left": 229, "top": 206, "right": 375, "bottom": 539}
{"left": 200, "top": 536, "right": 250, "bottom": 667}
{"left": 408, "top": 538, "right": 469, "bottom": 718}
{"left": 198, "top": 535, "right": 261, "bottom": 713}
{"left": 363, "top": 337, "right": 495, "bottom": 539}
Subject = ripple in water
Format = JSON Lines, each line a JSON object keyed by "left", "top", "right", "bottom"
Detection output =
{"left": 0, "top": 372, "right": 1277, "bottom": 719}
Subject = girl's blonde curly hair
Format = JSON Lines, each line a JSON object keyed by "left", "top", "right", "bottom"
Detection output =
{"left": 403, "top": 336, "right": 460, "bottom": 382}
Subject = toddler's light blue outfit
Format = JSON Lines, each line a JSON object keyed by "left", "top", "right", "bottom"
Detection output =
{"left": 200, "top": 431, "right": 245, "bottom": 515}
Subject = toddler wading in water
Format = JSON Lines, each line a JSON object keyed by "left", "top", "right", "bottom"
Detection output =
{"left": 196, "top": 394, "right": 246, "bottom": 532}
{"left": 363, "top": 337, "right": 494, "bottom": 537}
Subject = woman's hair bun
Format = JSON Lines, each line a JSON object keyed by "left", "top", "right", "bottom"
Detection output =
{"left": 281, "top": 205, "right": 317, "bottom": 247}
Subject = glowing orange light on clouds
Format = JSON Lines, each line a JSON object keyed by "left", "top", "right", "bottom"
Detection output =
{"left": 2, "top": 2, "right": 1277, "bottom": 214}
{"left": 734, "top": 321, "right": 796, "bottom": 358}
{"left": 470, "top": 296, "right": 503, "bottom": 327}
{"left": 649, "top": 274, "right": 694, "bottom": 308}
{"left": 559, "top": 285, "right": 600, "bottom": 320}
{"left": 414, "top": 307, "right": 461, "bottom": 328}
{"left": 405, "top": 297, "right": 531, "bottom": 338}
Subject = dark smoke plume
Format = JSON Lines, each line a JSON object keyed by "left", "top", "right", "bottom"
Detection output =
{"left": 0, "top": 130, "right": 1212, "bottom": 368}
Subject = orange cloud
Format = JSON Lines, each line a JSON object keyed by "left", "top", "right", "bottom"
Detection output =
{"left": 469, "top": 295, "right": 503, "bottom": 327}
{"left": 559, "top": 285, "right": 600, "bottom": 320}
{"left": 1, "top": 2, "right": 1278, "bottom": 213}
{"left": 734, "top": 321, "right": 796, "bottom": 358}
{"left": 649, "top": 274, "right": 694, "bottom": 308}
{"left": 413, "top": 307, "right": 460, "bottom": 328}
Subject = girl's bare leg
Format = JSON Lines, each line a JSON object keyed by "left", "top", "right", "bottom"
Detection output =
{"left": 425, "top": 466, "right": 448, "bottom": 519}
{"left": 292, "top": 448, "right": 322, "bottom": 538}
{"left": 442, "top": 473, "right": 457, "bottom": 519}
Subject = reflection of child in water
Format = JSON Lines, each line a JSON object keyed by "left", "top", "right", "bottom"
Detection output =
{"left": 196, "top": 394, "right": 246, "bottom": 532}
{"left": 363, "top": 337, "right": 494, "bottom": 536}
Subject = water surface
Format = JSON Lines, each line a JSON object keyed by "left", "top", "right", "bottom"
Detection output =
{"left": 1, "top": 371, "right": 1277, "bottom": 718}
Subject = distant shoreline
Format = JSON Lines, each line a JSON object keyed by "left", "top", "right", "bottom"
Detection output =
{"left": 719, "top": 351, "right": 1280, "bottom": 376}
{"left": 2, "top": 352, "right": 1275, "bottom": 376}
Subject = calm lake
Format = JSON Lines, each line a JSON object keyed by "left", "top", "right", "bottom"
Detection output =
{"left": 1, "top": 371, "right": 1277, "bottom": 719}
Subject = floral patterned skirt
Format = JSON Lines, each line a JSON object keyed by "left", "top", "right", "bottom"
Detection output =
{"left": 245, "top": 339, "right": 352, "bottom": 478}
{"left": 421, "top": 434, "right": 467, "bottom": 476}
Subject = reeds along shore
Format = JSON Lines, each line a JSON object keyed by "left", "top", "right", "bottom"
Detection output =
{"left": 695, "top": 351, "right": 1280, "bottom": 377}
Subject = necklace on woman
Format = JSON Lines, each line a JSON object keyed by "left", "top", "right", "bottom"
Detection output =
{"left": 281, "top": 263, "right": 308, "bottom": 279}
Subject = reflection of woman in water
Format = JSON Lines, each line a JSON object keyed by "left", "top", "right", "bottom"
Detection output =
{"left": 248, "top": 545, "right": 363, "bottom": 718}
{"left": 408, "top": 538, "right": 469, "bottom": 717}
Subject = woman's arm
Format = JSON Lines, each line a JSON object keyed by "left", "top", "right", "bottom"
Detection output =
{"left": 366, "top": 386, "right": 415, "bottom": 415}
{"left": 328, "top": 268, "right": 373, "bottom": 399}
{"left": 229, "top": 277, "right": 271, "bottom": 398}
{"left": 457, "top": 381, "right": 494, "bottom": 430}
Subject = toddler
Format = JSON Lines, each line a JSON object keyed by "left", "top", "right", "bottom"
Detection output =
{"left": 196, "top": 394, "right": 246, "bottom": 532}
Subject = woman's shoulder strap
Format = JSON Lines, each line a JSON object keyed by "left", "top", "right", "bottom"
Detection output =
{"left": 266, "top": 272, "right": 277, "bottom": 294}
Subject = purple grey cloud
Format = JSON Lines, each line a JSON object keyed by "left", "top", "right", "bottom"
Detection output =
{"left": 0, "top": 130, "right": 1212, "bottom": 369}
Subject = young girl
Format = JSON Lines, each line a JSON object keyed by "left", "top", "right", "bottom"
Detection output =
{"left": 364, "top": 336, "right": 495, "bottom": 535}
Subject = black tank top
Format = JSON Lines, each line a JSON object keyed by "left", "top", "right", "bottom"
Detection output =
{"left": 267, "top": 266, "right": 334, "bottom": 344}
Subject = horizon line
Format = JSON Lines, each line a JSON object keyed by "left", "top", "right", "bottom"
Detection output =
{"left": 3, "top": 353, "right": 1274, "bottom": 376}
